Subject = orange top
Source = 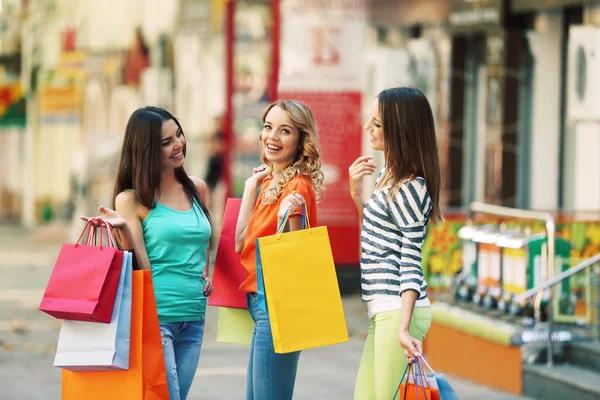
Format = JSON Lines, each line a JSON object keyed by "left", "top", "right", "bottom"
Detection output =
{"left": 239, "top": 175, "right": 318, "bottom": 293}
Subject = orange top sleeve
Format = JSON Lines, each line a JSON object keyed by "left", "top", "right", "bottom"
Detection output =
{"left": 239, "top": 175, "right": 318, "bottom": 293}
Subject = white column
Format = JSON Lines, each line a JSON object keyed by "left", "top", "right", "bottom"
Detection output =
{"left": 528, "top": 12, "right": 562, "bottom": 210}
{"left": 22, "top": 98, "right": 36, "bottom": 227}
{"left": 572, "top": 122, "right": 600, "bottom": 211}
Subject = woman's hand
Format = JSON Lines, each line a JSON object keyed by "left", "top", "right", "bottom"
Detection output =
{"left": 398, "top": 331, "right": 423, "bottom": 363}
{"left": 80, "top": 206, "right": 128, "bottom": 229}
{"left": 245, "top": 164, "right": 271, "bottom": 189}
{"left": 203, "top": 273, "right": 214, "bottom": 296}
{"left": 349, "top": 156, "right": 376, "bottom": 200}
{"left": 278, "top": 191, "right": 305, "bottom": 219}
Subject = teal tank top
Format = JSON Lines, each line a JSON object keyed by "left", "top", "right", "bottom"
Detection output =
{"left": 142, "top": 198, "right": 211, "bottom": 323}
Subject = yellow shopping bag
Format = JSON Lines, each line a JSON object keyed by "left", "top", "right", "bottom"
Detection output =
{"left": 257, "top": 207, "right": 349, "bottom": 353}
{"left": 216, "top": 307, "right": 255, "bottom": 345}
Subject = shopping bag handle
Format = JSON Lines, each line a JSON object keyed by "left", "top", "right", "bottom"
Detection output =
{"left": 392, "top": 363, "right": 411, "bottom": 400}
{"left": 88, "top": 221, "right": 124, "bottom": 249}
{"left": 75, "top": 220, "right": 106, "bottom": 248}
{"left": 415, "top": 357, "right": 431, "bottom": 390}
{"left": 392, "top": 360, "right": 429, "bottom": 400}
{"left": 414, "top": 356, "right": 430, "bottom": 387}
{"left": 405, "top": 360, "right": 428, "bottom": 400}
{"left": 417, "top": 355, "right": 436, "bottom": 375}
{"left": 276, "top": 203, "right": 309, "bottom": 235}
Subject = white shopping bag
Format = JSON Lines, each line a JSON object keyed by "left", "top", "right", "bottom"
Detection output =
{"left": 53, "top": 251, "right": 133, "bottom": 371}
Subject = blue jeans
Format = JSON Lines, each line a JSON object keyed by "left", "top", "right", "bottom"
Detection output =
{"left": 159, "top": 320, "right": 205, "bottom": 400}
{"left": 246, "top": 293, "right": 301, "bottom": 400}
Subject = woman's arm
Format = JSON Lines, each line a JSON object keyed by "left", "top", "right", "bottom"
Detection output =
{"left": 348, "top": 156, "right": 376, "bottom": 221}
{"left": 235, "top": 180, "right": 259, "bottom": 254}
{"left": 191, "top": 176, "right": 214, "bottom": 295}
{"left": 392, "top": 179, "right": 432, "bottom": 361}
{"left": 191, "top": 176, "right": 211, "bottom": 274}
{"left": 235, "top": 166, "right": 270, "bottom": 254}
{"left": 276, "top": 190, "right": 306, "bottom": 232}
{"left": 114, "top": 192, "right": 152, "bottom": 271}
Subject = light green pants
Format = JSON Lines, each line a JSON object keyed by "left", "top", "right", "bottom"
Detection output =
{"left": 354, "top": 307, "right": 432, "bottom": 400}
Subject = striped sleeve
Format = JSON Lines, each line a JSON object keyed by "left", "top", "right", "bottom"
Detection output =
{"left": 388, "top": 178, "right": 432, "bottom": 296}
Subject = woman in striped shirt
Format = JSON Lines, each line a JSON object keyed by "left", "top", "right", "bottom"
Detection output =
{"left": 349, "top": 87, "right": 442, "bottom": 399}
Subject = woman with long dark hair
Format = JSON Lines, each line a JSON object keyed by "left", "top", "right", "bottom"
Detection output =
{"left": 82, "top": 106, "right": 214, "bottom": 400}
{"left": 349, "top": 87, "right": 442, "bottom": 399}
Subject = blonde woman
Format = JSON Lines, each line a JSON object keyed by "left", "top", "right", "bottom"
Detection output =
{"left": 235, "top": 100, "right": 324, "bottom": 400}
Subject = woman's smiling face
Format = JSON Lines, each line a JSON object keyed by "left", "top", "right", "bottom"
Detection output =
{"left": 364, "top": 98, "right": 384, "bottom": 151}
{"left": 261, "top": 106, "right": 300, "bottom": 171}
{"left": 160, "top": 119, "right": 186, "bottom": 169}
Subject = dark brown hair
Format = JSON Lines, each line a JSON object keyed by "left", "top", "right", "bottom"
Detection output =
{"left": 377, "top": 87, "right": 442, "bottom": 224}
{"left": 112, "top": 106, "right": 210, "bottom": 221}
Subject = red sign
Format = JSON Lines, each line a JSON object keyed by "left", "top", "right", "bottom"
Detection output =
{"left": 279, "top": 91, "right": 362, "bottom": 266}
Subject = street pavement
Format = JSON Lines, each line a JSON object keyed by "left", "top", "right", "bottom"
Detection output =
{"left": 0, "top": 223, "right": 534, "bottom": 399}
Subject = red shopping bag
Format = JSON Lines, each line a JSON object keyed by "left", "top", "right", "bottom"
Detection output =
{"left": 208, "top": 198, "right": 247, "bottom": 309}
{"left": 39, "top": 221, "right": 124, "bottom": 323}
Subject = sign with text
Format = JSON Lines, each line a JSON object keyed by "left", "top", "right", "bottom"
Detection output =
{"left": 512, "top": 0, "right": 596, "bottom": 12}
{"left": 449, "top": 0, "right": 504, "bottom": 33}
{"left": 278, "top": 0, "right": 367, "bottom": 92}
{"left": 278, "top": 91, "right": 362, "bottom": 265}
{"left": 278, "top": 0, "right": 368, "bottom": 267}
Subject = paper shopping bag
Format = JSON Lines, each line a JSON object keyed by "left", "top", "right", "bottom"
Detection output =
{"left": 256, "top": 207, "right": 349, "bottom": 353}
{"left": 395, "top": 361, "right": 437, "bottom": 400}
{"left": 409, "top": 357, "right": 456, "bottom": 400}
{"left": 208, "top": 198, "right": 248, "bottom": 309}
{"left": 255, "top": 206, "right": 308, "bottom": 312}
{"left": 398, "top": 383, "right": 434, "bottom": 400}
{"left": 40, "top": 221, "right": 123, "bottom": 323}
{"left": 62, "top": 270, "right": 169, "bottom": 400}
{"left": 54, "top": 251, "right": 133, "bottom": 371}
{"left": 216, "top": 307, "right": 254, "bottom": 345}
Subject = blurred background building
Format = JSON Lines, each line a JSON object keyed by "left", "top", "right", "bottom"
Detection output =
{"left": 1, "top": 0, "right": 599, "bottom": 294}
{"left": 1, "top": 1, "right": 600, "bottom": 398}
{"left": 0, "top": 0, "right": 597, "bottom": 221}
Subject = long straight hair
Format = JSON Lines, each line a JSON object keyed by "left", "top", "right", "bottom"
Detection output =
{"left": 377, "top": 87, "right": 442, "bottom": 224}
{"left": 112, "top": 106, "right": 210, "bottom": 221}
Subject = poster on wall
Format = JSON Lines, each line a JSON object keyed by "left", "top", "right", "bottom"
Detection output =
{"left": 278, "top": 0, "right": 368, "bottom": 266}
{"left": 38, "top": 52, "right": 87, "bottom": 125}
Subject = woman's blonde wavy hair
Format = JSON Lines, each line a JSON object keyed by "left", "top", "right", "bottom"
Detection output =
{"left": 260, "top": 100, "right": 324, "bottom": 204}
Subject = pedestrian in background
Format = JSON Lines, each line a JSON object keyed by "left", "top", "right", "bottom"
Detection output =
{"left": 349, "top": 87, "right": 442, "bottom": 399}
{"left": 81, "top": 106, "right": 214, "bottom": 400}
{"left": 234, "top": 100, "right": 324, "bottom": 400}
{"left": 204, "top": 115, "right": 225, "bottom": 212}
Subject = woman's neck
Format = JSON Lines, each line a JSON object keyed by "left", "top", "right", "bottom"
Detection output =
{"left": 160, "top": 168, "right": 178, "bottom": 192}
{"left": 271, "top": 162, "right": 291, "bottom": 178}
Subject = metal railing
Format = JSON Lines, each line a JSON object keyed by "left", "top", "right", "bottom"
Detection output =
{"left": 467, "top": 202, "right": 556, "bottom": 365}
{"left": 516, "top": 253, "right": 600, "bottom": 362}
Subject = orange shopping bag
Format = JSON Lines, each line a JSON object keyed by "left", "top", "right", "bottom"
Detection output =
{"left": 62, "top": 270, "right": 169, "bottom": 400}
{"left": 395, "top": 358, "right": 439, "bottom": 400}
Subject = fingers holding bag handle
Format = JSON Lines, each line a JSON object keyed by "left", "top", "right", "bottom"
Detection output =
{"left": 86, "top": 219, "right": 123, "bottom": 249}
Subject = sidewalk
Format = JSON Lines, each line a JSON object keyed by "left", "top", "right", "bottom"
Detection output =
{"left": 0, "top": 223, "right": 534, "bottom": 399}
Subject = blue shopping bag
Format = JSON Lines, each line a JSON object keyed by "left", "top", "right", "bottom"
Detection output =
{"left": 256, "top": 206, "right": 307, "bottom": 312}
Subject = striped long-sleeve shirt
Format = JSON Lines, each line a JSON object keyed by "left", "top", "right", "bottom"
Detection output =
{"left": 360, "top": 170, "right": 432, "bottom": 316}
